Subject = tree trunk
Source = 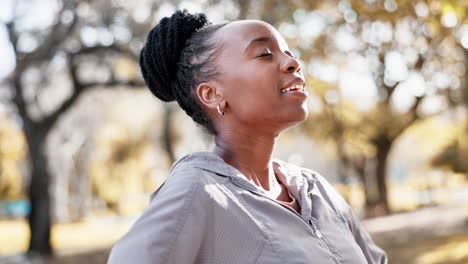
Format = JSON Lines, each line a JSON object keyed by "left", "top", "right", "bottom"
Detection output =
{"left": 353, "top": 157, "right": 382, "bottom": 218}
{"left": 336, "top": 163, "right": 351, "bottom": 204}
{"left": 25, "top": 124, "right": 53, "bottom": 256}
{"left": 353, "top": 157, "right": 373, "bottom": 208}
{"left": 362, "top": 176, "right": 374, "bottom": 212}
{"left": 374, "top": 139, "right": 392, "bottom": 215}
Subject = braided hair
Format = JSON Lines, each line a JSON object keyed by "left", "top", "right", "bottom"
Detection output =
{"left": 140, "top": 10, "right": 227, "bottom": 135}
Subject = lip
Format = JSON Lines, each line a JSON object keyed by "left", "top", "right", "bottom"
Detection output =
{"left": 282, "top": 77, "right": 306, "bottom": 92}
{"left": 283, "top": 90, "right": 308, "bottom": 97}
{"left": 281, "top": 77, "right": 307, "bottom": 97}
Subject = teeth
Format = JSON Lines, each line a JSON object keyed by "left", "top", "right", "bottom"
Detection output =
{"left": 281, "top": 84, "right": 304, "bottom": 93}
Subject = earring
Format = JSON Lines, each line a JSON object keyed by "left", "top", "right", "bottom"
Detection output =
{"left": 217, "top": 104, "right": 224, "bottom": 116}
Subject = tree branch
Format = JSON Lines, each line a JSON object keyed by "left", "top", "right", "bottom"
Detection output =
{"left": 79, "top": 45, "right": 138, "bottom": 61}
{"left": 15, "top": 1, "right": 78, "bottom": 74}
{"left": 5, "top": 22, "right": 18, "bottom": 54}
{"left": 383, "top": 82, "right": 398, "bottom": 101}
{"left": 11, "top": 77, "right": 33, "bottom": 126}
{"left": 42, "top": 51, "right": 144, "bottom": 130}
{"left": 41, "top": 52, "right": 85, "bottom": 131}
{"left": 82, "top": 79, "right": 145, "bottom": 89}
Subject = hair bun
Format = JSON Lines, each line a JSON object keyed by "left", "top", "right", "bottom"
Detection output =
{"left": 140, "top": 10, "right": 209, "bottom": 102}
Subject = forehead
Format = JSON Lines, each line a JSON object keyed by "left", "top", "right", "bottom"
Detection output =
{"left": 215, "top": 20, "right": 288, "bottom": 51}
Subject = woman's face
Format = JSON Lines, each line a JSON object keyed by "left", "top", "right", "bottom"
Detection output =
{"left": 211, "top": 20, "right": 309, "bottom": 134}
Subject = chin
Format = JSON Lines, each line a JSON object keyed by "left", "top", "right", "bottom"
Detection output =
{"left": 294, "top": 104, "right": 309, "bottom": 122}
{"left": 281, "top": 106, "right": 309, "bottom": 130}
{"left": 295, "top": 109, "right": 309, "bottom": 124}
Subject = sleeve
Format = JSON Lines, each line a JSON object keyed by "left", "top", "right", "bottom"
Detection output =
{"left": 343, "top": 205, "right": 388, "bottom": 264}
{"left": 107, "top": 168, "right": 208, "bottom": 264}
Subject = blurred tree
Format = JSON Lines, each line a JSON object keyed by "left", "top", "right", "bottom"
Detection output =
{"left": 1, "top": 0, "right": 154, "bottom": 256}
{"left": 89, "top": 111, "right": 161, "bottom": 215}
{"left": 0, "top": 0, "right": 258, "bottom": 256}
{"left": 308, "top": 0, "right": 468, "bottom": 213}
{"left": 431, "top": 122, "right": 468, "bottom": 174}
{"left": 432, "top": 140, "right": 468, "bottom": 174}
{"left": 432, "top": 47, "right": 468, "bottom": 174}
{"left": 294, "top": 0, "right": 468, "bottom": 215}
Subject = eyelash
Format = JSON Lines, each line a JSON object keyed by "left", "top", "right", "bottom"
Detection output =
{"left": 258, "top": 52, "right": 273, "bottom": 57}
{"left": 257, "top": 51, "right": 295, "bottom": 59}
{"left": 286, "top": 51, "right": 296, "bottom": 59}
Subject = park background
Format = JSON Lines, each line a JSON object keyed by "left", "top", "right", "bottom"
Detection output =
{"left": 0, "top": 0, "right": 467, "bottom": 263}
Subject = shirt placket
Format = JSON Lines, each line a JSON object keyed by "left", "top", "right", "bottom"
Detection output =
{"left": 229, "top": 176, "right": 342, "bottom": 264}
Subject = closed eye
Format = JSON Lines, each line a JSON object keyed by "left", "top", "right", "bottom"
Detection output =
{"left": 257, "top": 52, "right": 272, "bottom": 58}
{"left": 285, "top": 50, "right": 296, "bottom": 58}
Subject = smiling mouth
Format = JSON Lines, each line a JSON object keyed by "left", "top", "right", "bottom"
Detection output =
{"left": 280, "top": 84, "right": 308, "bottom": 97}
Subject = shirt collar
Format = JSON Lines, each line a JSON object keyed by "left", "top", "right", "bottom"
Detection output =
{"left": 170, "top": 151, "right": 316, "bottom": 219}
{"left": 170, "top": 151, "right": 316, "bottom": 197}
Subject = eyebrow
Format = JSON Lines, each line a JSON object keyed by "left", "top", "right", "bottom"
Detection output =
{"left": 244, "top": 36, "right": 272, "bottom": 53}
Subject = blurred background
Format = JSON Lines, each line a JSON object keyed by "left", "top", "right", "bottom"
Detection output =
{"left": 0, "top": 0, "right": 467, "bottom": 263}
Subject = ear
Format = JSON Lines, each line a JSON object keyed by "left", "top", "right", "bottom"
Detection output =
{"left": 196, "top": 81, "right": 224, "bottom": 112}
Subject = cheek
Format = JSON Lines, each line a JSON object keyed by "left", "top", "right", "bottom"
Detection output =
{"left": 229, "top": 64, "right": 275, "bottom": 89}
{"left": 223, "top": 66, "right": 279, "bottom": 116}
{"left": 220, "top": 62, "right": 308, "bottom": 125}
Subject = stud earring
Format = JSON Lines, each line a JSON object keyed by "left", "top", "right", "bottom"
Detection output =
{"left": 217, "top": 104, "right": 224, "bottom": 116}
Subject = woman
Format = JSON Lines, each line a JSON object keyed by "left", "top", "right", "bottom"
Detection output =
{"left": 108, "top": 10, "right": 388, "bottom": 264}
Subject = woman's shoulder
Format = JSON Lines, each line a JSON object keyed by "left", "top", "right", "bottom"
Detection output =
{"left": 149, "top": 152, "right": 230, "bottom": 203}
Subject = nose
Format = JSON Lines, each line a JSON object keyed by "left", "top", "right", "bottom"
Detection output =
{"left": 281, "top": 55, "right": 301, "bottom": 73}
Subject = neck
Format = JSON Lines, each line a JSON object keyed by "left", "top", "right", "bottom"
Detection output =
{"left": 213, "top": 127, "right": 280, "bottom": 192}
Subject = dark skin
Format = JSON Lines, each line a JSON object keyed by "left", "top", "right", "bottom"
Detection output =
{"left": 196, "top": 21, "right": 308, "bottom": 202}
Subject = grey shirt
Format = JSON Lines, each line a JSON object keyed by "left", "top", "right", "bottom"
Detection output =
{"left": 108, "top": 152, "right": 388, "bottom": 264}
